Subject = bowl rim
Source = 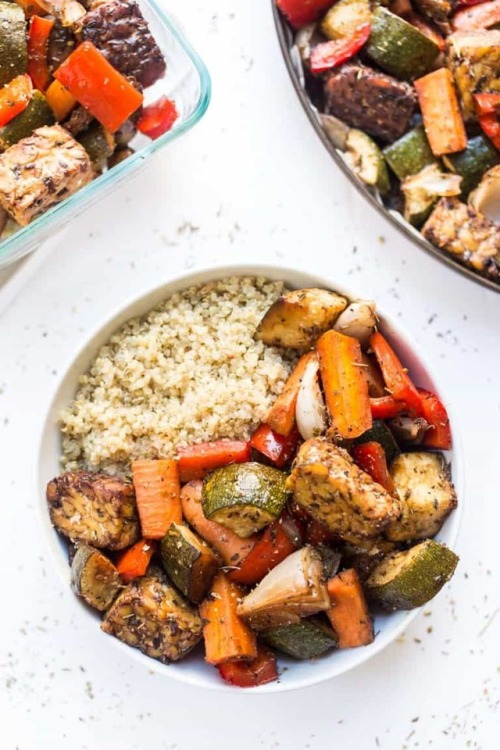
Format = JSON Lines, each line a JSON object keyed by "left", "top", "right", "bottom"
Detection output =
{"left": 271, "top": 2, "right": 500, "bottom": 295}
{"left": 0, "top": 0, "right": 212, "bottom": 269}
{"left": 36, "top": 262, "right": 464, "bottom": 693}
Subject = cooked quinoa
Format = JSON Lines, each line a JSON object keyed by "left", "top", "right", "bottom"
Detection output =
{"left": 60, "top": 277, "right": 296, "bottom": 475}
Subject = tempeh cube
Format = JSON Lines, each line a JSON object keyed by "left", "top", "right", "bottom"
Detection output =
{"left": 422, "top": 197, "right": 500, "bottom": 278}
{"left": 79, "top": 0, "right": 166, "bottom": 87}
{"left": 0, "top": 124, "right": 92, "bottom": 226}
{"left": 324, "top": 65, "right": 417, "bottom": 144}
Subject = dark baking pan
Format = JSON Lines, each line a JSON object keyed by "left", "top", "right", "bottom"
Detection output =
{"left": 272, "top": 2, "right": 500, "bottom": 293}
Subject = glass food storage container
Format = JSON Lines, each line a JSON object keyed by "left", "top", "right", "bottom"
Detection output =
{"left": 0, "top": 0, "right": 211, "bottom": 269}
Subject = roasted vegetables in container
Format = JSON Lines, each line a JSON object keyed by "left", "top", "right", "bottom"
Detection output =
{"left": 275, "top": 0, "right": 500, "bottom": 284}
{"left": 0, "top": 0, "right": 179, "bottom": 241}
{"left": 47, "top": 284, "right": 459, "bottom": 688}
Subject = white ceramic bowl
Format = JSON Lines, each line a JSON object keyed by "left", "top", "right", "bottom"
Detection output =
{"left": 37, "top": 264, "right": 463, "bottom": 692}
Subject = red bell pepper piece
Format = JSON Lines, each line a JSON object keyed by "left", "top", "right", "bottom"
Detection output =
{"left": 457, "top": 0, "right": 490, "bottom": 6}
{"left": 276, "top": 0, "right": 335, "bottom": 29}
{"left": 351, "top": 442, "right": 395, "bottom": 493}
{"left": 452, "top": 0, "right": 500, "bottom": 29}
{"left": 305, "top": 519, "right": 338, "bottom": 546}
{"left": 310, "top": 23, "right": 371, "bottom": 74}
{"left": 474, "top": 92, "right": 500, "bottom": 116}
{"left": 115, "top": 539, "right": 156, "bottom": 582}
{"left": 218, "top": 645, "right": 278, "bottom": 688}
{"left": 229, "top": 511, "right": 304, "bottom": 585}
{"left": 28, "top": 16, "right": 55, "bottom": 92}
{"left": 137, "top": 97, "right": 178, "bottom": 140}
{"left": 250, "top": 424, "right": 300, "bottom": 469}
{"left": 369, "top": 332, "right": 423, "bottom": 416}
{"left": 418, "top": 389, "right": 452, "bottom": 450}
{"left": 478, "top": 113, "right": 500, "bottom": 150}
{"left": 54, "top": 41, "right": 143, "bottom": 133}
{"left": 0, "top": 75, "right": 33, "bottom": 128}
{"left": 370, "top": 395, "right": 406, "bottom": 420}
{"left": 178, "top": 440, "right": 251, "bottom": 482}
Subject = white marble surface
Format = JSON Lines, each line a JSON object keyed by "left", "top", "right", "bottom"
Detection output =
{"left": 0, "top": 1, "right": 499, "bottom": 748}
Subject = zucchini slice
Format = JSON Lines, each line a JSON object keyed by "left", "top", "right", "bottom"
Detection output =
{"left": 78, "top": 122, "right": 115, "bottom": 171}
{"left": 383, "top": 125, "right": 437, "bottom": 181}
{"left": 70, "top": 544, "right": 122, "bottom": 611}
{"left": 387, "top": 452, "right": 457, "bottom": 542}
{"left": 321, "top": 0, "right": 371, "bottom": 40}
{"left": 344, "top": 129, "right": 391, "bottom": 195}
{"left": 401, "top": 164, "right": 462, "bottom": 227}
{"left": 262, "top": 618, "right": 338, "bottom": 659}
{"left": 443, "top": 135, "right": 499, "bottom": 198}
{"left": 354, "top": 420, "right": 401, "bottom": 466}
{"left": 202, "top": 462, "right": 289, "bottom": 538}
{"left": 0, "top": 2, "right": 28, "bottom": 88}
{"left": 0, "top": 91, "right": 55, "bottom": 152}
{"left": 366, "top": 7, "right": 440, "bottom": 80}
{"left": 161, "top": 523, "right": 219, "bottom": 604}
{"left": 365, "top": 539, "right": 459, "bottom": 610}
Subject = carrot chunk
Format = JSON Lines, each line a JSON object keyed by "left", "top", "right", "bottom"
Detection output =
{"left": 200, "top": 573, "right": 257, "bottom": 665}
{"left": 326, "top": 569, "right": 374, "bottom": 648}
{"left": 180, "top": 481, "right": 257, "bottom": 566}
{"left": 116, "top": 539, "right": 156, "bottom": 582}
{"left": 266, "top": 351, "right": 317, "bottom": 437}
{"left": 414, "top": 68, "right": 467, "bottom": 156}
{"left": 131, "top": 459, "right": 181, "bottom": 539}
{"left": 316, "top": 330, "right": 372, "bottom": 439}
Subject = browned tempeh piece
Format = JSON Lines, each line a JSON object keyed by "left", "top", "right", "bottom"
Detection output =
{"left": 0, "top": 125, "right": 92, "bottom": 226}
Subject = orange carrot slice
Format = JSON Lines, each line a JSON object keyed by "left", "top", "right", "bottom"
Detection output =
{"left": 266, "top": 351, "right": 317, "bottom": 437}
{"left": 316, "top": 330, "right": 372, "bottom": 439}
{"left": 180, "top": 481, "right": 256, "bottom": 566}
{"left": 326, "top": 569, "right": 374, "bottom": 648}
{"left": 116, "top": 539, "right": 156, "bottom": 582}
{"left": 131, "top": 459, "right": 181, "bottom": 539}
{"left": 414, "top": 68, "right": 467, "bottom": 156}
{"left": 200, "top": 573, "right": 257, "bottom": 665}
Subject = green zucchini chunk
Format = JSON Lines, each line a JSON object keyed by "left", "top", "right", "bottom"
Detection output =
{"left": 366, "top": 7, "right": 440, "bottom": 80}
{"left": 387, "top": 451, "right": 457, "bottom": 541}
{"left": 344, "top": 129, "right": 391, "bottom": 195}
{"left": 401, "top": 164, "right": 462, "bottom": 227}
{"left": 0, "top": 91, "right": 55, "bottom": 151}
{"left": 365, "top": 539, "right": 459, "bottom": 611}
{"left": 354, "top": 419, "right": 400, "bottom": 466}
{"left": 383, "top": 125, "right": 437, "bottom": 181}
{"left": 443, "top": 135, "right": 500, "bottom": 198}
{"left": 0, "top": 2, "right": 28, "bottom": 88}
{"left": 70, "top": 544, "right": 122, "bottom": 611}
{"left": 161, "top": 523, "right": 219, "bottom": 604}
{"left": 202, "top": 462, "right": 289, "bottom": 538}
{"left": 262, "top": 618, "right": 338, "bottom": 660}
{"left": 78, "top": 122, "right": 116, "bottom": 171}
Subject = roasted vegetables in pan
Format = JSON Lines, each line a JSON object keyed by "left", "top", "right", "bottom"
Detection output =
{"left": 276, "top": 0, "right": 500, "bottom": 283}
{"left": 0, "top": 0, "right": 177, "bottom": 235}
{"left": 47, "top": 286, "right": 459, "bottom": 688}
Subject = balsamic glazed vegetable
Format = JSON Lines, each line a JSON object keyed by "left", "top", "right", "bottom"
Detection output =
{"left": 0, "top": 0, "right": 177, "bottom": 239}
{"left": 46, "top": 283, "right": 459, "bottom": 688}
{"left": 276, "top": 0, "right": 500, "bottom": 284}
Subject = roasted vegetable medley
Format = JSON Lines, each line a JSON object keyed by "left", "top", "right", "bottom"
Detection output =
{"left": 276, "top": 0, "right": 500, "bottom": 283}
{"left": 0, "top": 0, "right": 178, "bottom": 239}
{"left": 46, "top": 285, "right": 459, "bottom": 688}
